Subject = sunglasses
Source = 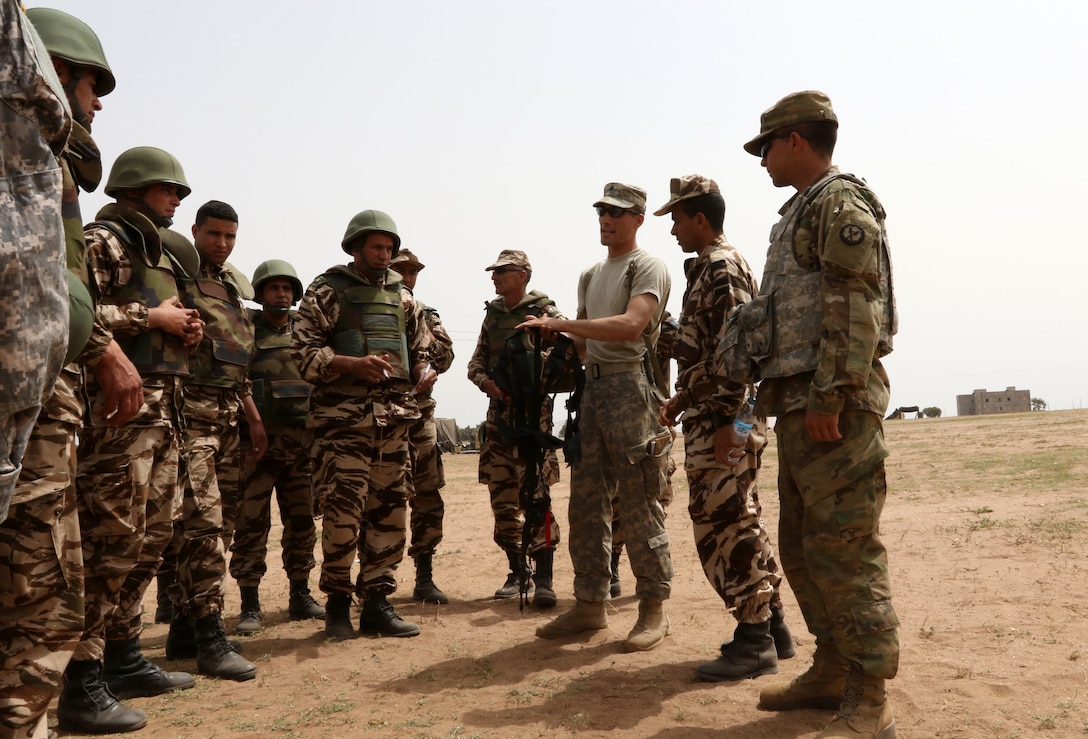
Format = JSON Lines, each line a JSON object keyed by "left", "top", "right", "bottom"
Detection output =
{"left": 492, "top": 267, "right": 524, "bottom": 275}
{"left": 760, "top": 133, "right": 793, "bottom": 159}
{"left": 596, "top": 205, "right": 633, "bottom": 218}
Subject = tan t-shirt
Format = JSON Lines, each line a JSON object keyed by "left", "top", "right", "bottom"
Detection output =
{"left": 577, "top": 248, "right": 670, "bottom": 367}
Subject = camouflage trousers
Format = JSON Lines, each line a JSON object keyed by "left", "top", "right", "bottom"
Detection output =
{"left": 170, "top": 386, "right": 241, "bottom": 620}
{"left": 570, "top": 371, "right": 672, "bottom": 603}
{"left": 405, "top": 410, "right": 446, "bottom": 559}
{"left": 611, "top": 442, "right": 675, "bottom": 551}
{"left": 0, "top": 417, "right": 82, "bottom": 738}
{"left": 229, "top": 425, "right": 317, "bottom": 586}
{"left": 775, "top": 410, "right": 900, "bottom": 678}
{"left": 479, "top": 409, "right": 560, "bottom": 556}
{"left": 682, "top": 416, "right": 781, "bottom": 623}
{"left": 313, "top": 422, "right": 409, "bottom": 596}
{"left": 0, "top": 406, "right": 39, "bottom": 525}
{"left": 75, "top": 421, "right": 178, "bottom": 655}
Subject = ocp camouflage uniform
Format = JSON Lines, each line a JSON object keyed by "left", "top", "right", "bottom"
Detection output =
{"left": 292, "top": 264, "right": 431, "bottom": 598}
{"left": 405, "top": 301, "right": 454, "bottom": 559}
{"left": 172, "top": 262, "right": 255, "bottom": 620}
{"left": 466, "top": 291, "right": 563, "bottom": 557}
{"left": 75, "top": 204, "right": 189, "bottom": 657}
{"left": 671, "top": 234, "right": 782, "bottom": 623}
{"left": 230, "top": 308, "right": 317, "bottom": 587}
{"left": 751, "top": 166, "right": 899, "bottom": 679}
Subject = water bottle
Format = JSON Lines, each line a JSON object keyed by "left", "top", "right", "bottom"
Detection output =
{"left": 727, "top": 396, "right": 757, "bottom": 466}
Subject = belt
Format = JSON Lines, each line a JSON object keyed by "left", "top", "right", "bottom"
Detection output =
{"left": 588, "top": 361, "right": 643, "bottom": 380}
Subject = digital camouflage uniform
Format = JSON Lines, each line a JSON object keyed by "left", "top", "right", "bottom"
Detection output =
{"left": 172, "top": 261, "right": 255, "bottom": 620}
{"left": 292, "top": 264, "right": 432, "bottom": 598}
{"left": 230, "top": 308, "right": 317, "bottom": 587}
{"left": 75, "top": 204, "right": 189, "bottom": 656}
{"left": 671, "top": 233, "right": 782, "bottom": 622}
{"left": 467, "top": 290, "right": 564, "bottom": 557}
{"left": 405, "top": 300, "right": 454, "bottom": 559}
{"left": 0, "top": 0, "right": 70, "bottom": 525}
{"left": 742, "top": 165, "right": 899, "bottom": 679}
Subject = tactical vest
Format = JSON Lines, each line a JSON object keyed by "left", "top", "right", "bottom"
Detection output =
{"left": 484, "top": 291, "right": 555, "bottom": 372}
{"left": 319, "top": 267, "right": 410, "bottom": 394}
{"left": 757, "top": 172, "right": 896, "bottom": 380}
{"left": 248, "top": 310, "right": 310, "bottom": 427}
{"left": 85, "top": 216, "right": 190, "bottom": 376}
{"left": 183, "top": 272, "right": 255, "bottom": 388}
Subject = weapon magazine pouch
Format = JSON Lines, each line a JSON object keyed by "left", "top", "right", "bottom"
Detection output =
{"left": 718, "top": 292, "right": 774, "bottom": 385}
{"left": 626, "top": 429, "right": 672, "bottom": 464}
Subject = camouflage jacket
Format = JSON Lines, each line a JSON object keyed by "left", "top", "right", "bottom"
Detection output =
{"left": 756, "top": 167, "right": 895, "bottom": 418}
{"left": 292, "top": 263, "right": 432, "bottom": 427}
{"left": 673, "top": 234, "right": 757, "bottom": 422}
{"left": 466, "top": 290, "right": 563, "bottom": 390}
{"left": 413, "top": 294, "right": 454, "bottom": 412}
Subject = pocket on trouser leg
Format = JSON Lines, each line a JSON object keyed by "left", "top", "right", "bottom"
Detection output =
{"left": 0, "top": 506, "right": 66, "bottom": 609}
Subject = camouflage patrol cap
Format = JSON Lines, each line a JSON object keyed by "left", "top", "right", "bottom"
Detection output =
{"left": 744, "top": 90, "right": 838, "bottom": 156}
{"left": 485, "top": 249, "right": 531, "bottom": 272}
{"left": 593, "top": 182, "right": 647, "bottom": 215}
{"left": 652, "top": 175, "right": 721, "bottom": 217}
{"left": 390, "top": 248, "right": 425, "bottom": 271}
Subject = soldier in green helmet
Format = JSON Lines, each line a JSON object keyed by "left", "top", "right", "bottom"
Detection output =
{"left": 292, "top": 210, "right": 437, "bottom": 640}
{"left": 63, "top": 146, "right": 204, "bottom": 733}
{"left": 1, "top": 7, "right": 147, "bottom": 737}
{"left": 228, "top": 259, "right": 324, "bottom": 633}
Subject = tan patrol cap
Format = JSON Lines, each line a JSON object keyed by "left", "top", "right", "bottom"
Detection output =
{"left": 391, "top": 248, "right": 425, "bottom": 271}
{"left": 653, "top": 174, "right": 721, "bottom": 216}
{"left": 744, "top": 90, "right": 838, "bottom": 156}
{"left": 485, "top": 249, "right": 531, "bottom": 271}
{"left": 593, "top": 182, "right": 647, "bottom": 214}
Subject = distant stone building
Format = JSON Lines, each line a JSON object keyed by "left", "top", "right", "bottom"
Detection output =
{"left": 956, "top": 386, "right": 1031, "bottom": 416}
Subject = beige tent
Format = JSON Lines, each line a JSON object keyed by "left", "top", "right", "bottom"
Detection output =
{"left": 435, "top": 417, "right": 459, "bottom": 453}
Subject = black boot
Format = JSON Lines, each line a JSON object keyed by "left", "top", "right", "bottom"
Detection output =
{"left": 289, "top": 578, "right": 326, "bottom": 619}
{"left": 324, "top": 592, "right": 355, "bottom": 639}
{"left": 494, "top": 551, "right": 530, "bottom": 599}
{"left": 610, "top": 546, "right": 622, "bottom": 598}
{"left": 359, "top": 592, "right": 420, "bottom": 637}
{"left": 695, "top": 621, "right": 779, "bottom": 682}
{"left": 195, "top": 613, "right": 257, "bottom": 681}
{"left": 102, "top": 637, "right": 194, "bottom": 699}
{"left": 167, "top": 614, "right": 244, "bottom": 660}
{"left": 57, "top": 658, "right": 147, "bottom": 734}
{"left": 770, "top": 606, "right": 796, "bottom": 659}
{"left": 236, "top": 585, "right": 262, "bottom": 635}
{"left": 154, "top": 571, "right": 175, "bottom": 624}
{"left": 532, "top": 548, "right": 557, "bottom": 609}
{"left": 412, "top": 553, "right": 449, "bottom": 604}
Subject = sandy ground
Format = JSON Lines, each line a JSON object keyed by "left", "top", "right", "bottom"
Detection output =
{"left": 53, "top": 409, "right": 1088, "bottom": 738}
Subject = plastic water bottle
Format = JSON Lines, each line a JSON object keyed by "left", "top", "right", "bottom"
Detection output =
{"left": 727, "top": 396, "right": 757, "bottom": 466}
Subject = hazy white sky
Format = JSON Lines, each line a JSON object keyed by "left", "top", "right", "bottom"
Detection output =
{"left": 37, "top": 0, "right": 1088, "bottom": 424}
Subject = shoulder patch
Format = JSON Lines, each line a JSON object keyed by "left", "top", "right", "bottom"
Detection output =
{"left": 839, "top": 224, "right": 866, "bottom": 246}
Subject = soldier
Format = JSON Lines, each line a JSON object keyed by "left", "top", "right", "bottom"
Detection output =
{"left": 1, "top": 8, "right": 146, "bottom": 738}
{"left": 388, "top": 249, "right": 455, "bottom": 605}
{"left": 466, "top": 250, "right": 564, "bottom": 608}
{"left": 66, "top": 147, "right": 203, "bottom": 733}
{"left": 729, "top": 91, "right": 899, "bottom": 738}
{"left": 162, "top": 200, "right": 260, "bottom": 682}
{"left": 525, "top": 184, "right": 673, "bottom": 652}
{"left": 229, "top": 259, "right": 324, "bottom": 634}
{"left": 654, "top": 174, "right": 795, "bottom": 682}
{"left": 292, "top": 210, "right": 435, "bottom": 639}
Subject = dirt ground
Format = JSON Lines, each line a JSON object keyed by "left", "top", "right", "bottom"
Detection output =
{"left": 55, "top": 409, "right": 1088, "bottom": 738}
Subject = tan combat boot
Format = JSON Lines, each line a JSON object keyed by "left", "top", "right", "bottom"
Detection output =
{"left": 759, "top": 640, "right": 849, "bottom": 710}
{"left": 815, "top": 663, "right": 896, "bottom": 739}
{"left": 535, "top": 599, "right": 607, "bottom": 639}
{"left": 623, "top": 599, "right": 670, "bottom": 652}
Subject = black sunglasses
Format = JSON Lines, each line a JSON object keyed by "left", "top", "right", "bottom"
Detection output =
{"left": 596, "top": 205, "right": 633, "bottom": 218}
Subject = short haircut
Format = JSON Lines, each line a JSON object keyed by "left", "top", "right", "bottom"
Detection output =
{"left": 676, "top": 192, "right": 726, "bottom": 232}
{"left": 195, "top": 200, "right": 238, "bottom": 226}
{"left": 783, "top": 121, "right": 837, "bottom": 157}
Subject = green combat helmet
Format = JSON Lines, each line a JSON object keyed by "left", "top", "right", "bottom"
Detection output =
{"left": 252, "top": 260, "right": 304, "bottom": 305}
{"left": 105, "top": 146, "right": 191, "bottom": 200}
{"left": 341, "top": 210, "right": 400, "bottom": 256}
{"left": 64, "top": 272, "right": 95, "bottom": 365}
{"left": 25, "top": 7, "right": 116, "bottom": 96}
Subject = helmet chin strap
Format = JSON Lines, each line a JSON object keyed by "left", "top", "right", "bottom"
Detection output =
{"left": 62, "top": 65, "right": 92, "bottom": 131}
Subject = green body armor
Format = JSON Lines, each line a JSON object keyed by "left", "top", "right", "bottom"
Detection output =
{"left": 249, "top": 310, "right": 310, "bottom": 427}
{"left": 183, "top": 275, "right": 255, "bottom": 388}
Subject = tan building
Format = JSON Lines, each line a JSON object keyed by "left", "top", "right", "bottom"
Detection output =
{"left": 956, "top": 386, "right": 1031, "bottom": 416}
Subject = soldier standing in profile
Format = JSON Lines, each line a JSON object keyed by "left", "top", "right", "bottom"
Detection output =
{"left": 389, "top": 249, "right": 455, "bottom": 605}
{"left": 292, "top": 210, "right": 435, "bottom": 640}
{"left": 229, "top": 260, "right": 324, "bottom": 634}
{"left": 466, "top": 250, "right": 564, "bottom": 608}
